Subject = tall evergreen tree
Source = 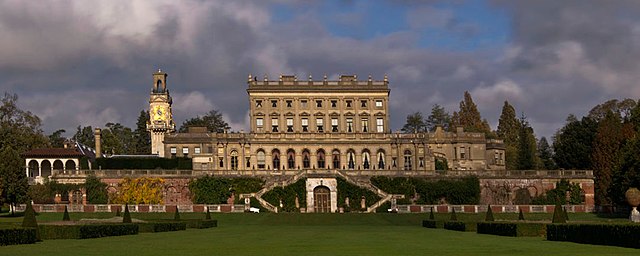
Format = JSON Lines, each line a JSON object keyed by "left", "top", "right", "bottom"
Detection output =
{"left": 401, "top": 112, "right": 426, "bottom": 133}
{"left": 0, "top": 146, "right": 29, "bottom": 215}
{"left": 537, "top": 137, "right": 556, "bottom": 170}
{"left": 179, "top": 109, "right": 230, "bottom": 133}
{"left": 133, "top": 110, "right": 151, "bottom": 154}
{"left": 516, "top": 113, "right": 536, "bottom": 170}
{"left": 553, "top": 116, "right": 598, "bottom": 169}
{"left": 73, "top": 125, "right": 94, "bottom": 147}
{"left": 425, "top": 104, "right": 451, "bottom": 132}
{"left": 451, "top": 91, "right": 491, "bottom": 135}
{"left": 496, "top": 101, "right": 520, "bottom": 169}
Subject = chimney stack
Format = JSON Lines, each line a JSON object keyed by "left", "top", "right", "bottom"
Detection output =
{"left": 94, "top": 128, "right": 102, "bottom": 158}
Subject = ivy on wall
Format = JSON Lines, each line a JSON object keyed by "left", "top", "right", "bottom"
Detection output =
{"left": 336, "top": 177, "right": 381, "bottom": 212}
{"left": 262, "top": 179, "right": 306, "bottom": 212}
{"left": 371, "top": 176, "right": 480, "bottom": 205}
{"left": 189, "top": 176, "right": 264, "bottom": 204}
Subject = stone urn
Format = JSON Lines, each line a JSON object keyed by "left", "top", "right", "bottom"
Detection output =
{"left": 625, "top": 188, "right": 640, "bottom": 222}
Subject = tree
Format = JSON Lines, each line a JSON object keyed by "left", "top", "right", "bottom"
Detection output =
{"left": 132, "top": 110, "right": 151, "bottom": 154}
{"left": 73, "top": 125, "right": 94, "bottom": 147}
{"left": 496, "top": 101, "right": 520, "bottom": 169}
{"left": 0, "top": 146, "right": 29, "bottom": 215}
{"left": 537, "top": 137, "right": 556, "bottom": 170}
{"left": 401, "top": 112, "right": 426, "bottom": 133}
{"left": 587, "top": 99, "right": 637, "bottom": 122}
{"left": 516, "top": 114, "right": 537, "bottom": 170}
{"left": 553, "top": 116, "right": 598, "bottom": 170}
{"left": 425, "top": 104, "right": 451, "bottom": 132}
{"left": 48, "top": 129, "right": 67, "bottom": 148}
{"left": 179, "top": 109, "right": 230, "bottom": 133}
{"left": 451, "top": 91, "right": 492, "bottom": 135}
{"left": 0, "top": 93, "right": 48, "bottom": 154}
{"left": 84, "top": 175, "right": 108, "bottom": 204}
{"left": 101, "top": 122, "right": 134, "bottom": 155}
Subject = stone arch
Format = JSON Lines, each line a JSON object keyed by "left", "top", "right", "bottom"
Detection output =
{"left": 28, "top": 160, "right": 38, "bottom": 178}
{"left": 332, "top": 149, "right": 341, "bottom": 169}
{"left": 403, "top": 149, "right": 413, "bottom": 170}
{"left": 286, "top": 149, "right": 296, "bottom": 169}
{"left": 71, "top": 190, "right": 83, "bottom": 204}
{"left": 362, "top": 149, "right": 371, "bottom": 170}
{"left": 230, "top": 150, "right": 239, "bottom": 170}
{"left": 41, "top": 160, "right": 52, "bottom": 177}
{"left": 257, "top": 149, "right": 266, "bottom": 169}
{"left": 65, "top": 160, "right": 76, "bottom": 170}
{"left": 376, "top": 149, "right": 385, "bottom": 170}
{"left": 313, "top": 186, "right": 331, "bottom": 213}
{"left": 272, "top": 149, "right": 281, "bottom": 170}
{"left": 346, "top": 149, "right": 356, "bottom": 169}
{"left": 302, "top": 149, "right": 311, "bottom": 169}
{"left": 53, "top": 159, "right": 64, "bottom": 171}
{"left": 316, "top": 149, "right": 326, "bottom": 169}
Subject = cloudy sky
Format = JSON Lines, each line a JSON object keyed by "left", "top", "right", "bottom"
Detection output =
{"left": 2, "top": 0, "right": 639, "bottom": 140}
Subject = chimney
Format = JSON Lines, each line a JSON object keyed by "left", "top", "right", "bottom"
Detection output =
{"left": 94, "top": 128, "right": 102, "bottom": 158}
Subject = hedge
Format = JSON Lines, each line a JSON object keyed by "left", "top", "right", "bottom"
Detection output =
{"left": 477, "top": 222, "right": 546, "bottom": 237}
{"left": 547, "top": 223, "right": 640, "bottom": 248}
{"left": 422, "top": 220, "right": 444, "bottom": 229}
{"left": 95, "top": 157, "right": 192, "bottom": 170}
{"left": 184, "top": 219, "right": 218, "bottom": 229}
{"left": 137, "top": 222, "right": 186, "bottom": 233}
{"left": 189, "top": 176, "right": 264, "bottom": 204}
{"left": 262, "top": 179, "right": 306, "bottom": 212}
{"left": 0, "top": 228, "right": 37, "bottom": 246}
{"left": 39, "top": 224, "right": 138, "bottom": 239}
{"left": 444, "top": 221, "right": 477, "bottom": 232}
{"left": 337, "top": 177, "right": 380, "bottom": 212}
{"left": 370, "top": 176, "right": 480, "bottom": 205}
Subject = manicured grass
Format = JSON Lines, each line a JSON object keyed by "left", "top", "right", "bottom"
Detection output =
{"left": 0, "top": 213, "right": 637, "bottom": 255}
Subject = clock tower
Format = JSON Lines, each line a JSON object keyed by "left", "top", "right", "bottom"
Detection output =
{"left": 147, "top": 69, "right": 175, "bottom": 156}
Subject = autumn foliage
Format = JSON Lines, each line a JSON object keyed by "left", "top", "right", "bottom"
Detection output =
{"left": 110, "top": 177, "right": 165, "bottom": 204}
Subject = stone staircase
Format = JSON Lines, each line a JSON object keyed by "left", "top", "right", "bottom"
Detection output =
{"left": 254, "top": 170, "right": 306, "bottom": 212}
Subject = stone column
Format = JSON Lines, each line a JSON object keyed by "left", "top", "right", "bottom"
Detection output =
{"left": 94, "top": 128, "right": 102, "bottom": 158}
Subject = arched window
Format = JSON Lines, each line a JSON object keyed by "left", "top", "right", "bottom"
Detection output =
{"left": 332, "top": 149, "right": 341, "bottom": 169}
{"left": 302, "top": 149, "right": 311, "bottom": 168}
{"left": 287, "top": 149, "right": 295, "bottom": 169}
{"left": 272, "top": 149, "right": 280, "bottom": 170}
{"left": 347, "top": 150, "right": 355, "bottom": 169}
{"left": 362, "top": 150, "right": 371, "bottom": 170}
{"left": 377, "top": 150, "right": 385, "bottom": 170}
{"left": 403, "top": 149, "right": 412, "bottom": 170}
{"left": 157, "top": 80, "right": 163, "bottom": 91}
{"left": 257, "top": 150, "right": 266, "bottom": 169}
{"left": 317, "top": 149, "right": 326, "bottom": 169}
{"left": 230, "top": 150, "right": 239, "bottom": 170}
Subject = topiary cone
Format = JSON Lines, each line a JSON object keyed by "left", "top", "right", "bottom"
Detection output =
{"left": 450, "top": 208, "right": 457, "bottom": 221}
{"left": 429, "top": 207, "right": 435, "bottom": 220}
{"left": 518, "top": 208, "right": 525, "bottom": 221}
{"left": 205, "top": 207, "right": 211, "bottom": 220}
{"left": 552, "top": 203, "right": 566, "bottom": 223}
{"left": 63, "top": 205, "right": 71, "bottom": 221}
{"left": 485, "top": 205, "right": 494, "bottom": 222}
{"left": 122, "top": 204, "right": 132, "bottom": 223}
{"left": 563, "top": 207, "right": 569, "bottom": 221}
{"left": 174, "top": 206, "right": 181, "bottom": 221}
{"left": 22, "top": 202, "right": 40, "bottom": 241}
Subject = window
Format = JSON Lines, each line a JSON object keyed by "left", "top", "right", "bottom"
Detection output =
{"left": 272, "top": 150, "right": 281, "bottom": 170}
{"left": 392, "top": 157, "right": 397, "bottom": 168}
{"left": 316, "top": 118, "right": 324, "bottom": 132}
{"left": 182, "top": 147, "right": 189, "bottom": 155}
{"left": 316, "top": 100, "right": 323, "bottom": 107}
{"left": 303, "top": 150, "right": 310, "bottom": 168}
{"left": 404, "top": 150, "right": 412, "bottom": 170}
{"left": 301, "top": 118, "right": 309, "bottom": 132}
{"left": 317, "top": 150, "right": 326, "bottom": 169}
{"left": 331, "top": 118, "right": 339, "bottom": 132}
{"left": 362, "top": 151, "right": 370, "bottom": 169}
{"left": 301, "top": 100, "right": 308, "bottom": 108}
{"left": 271, "top": 100, "right": 278, "bottom": 107}
{"left": 256, "top": 100, "right": 262, "bottom": 107}
{"left": 286, "top": 118, "right": 294, "bottom": 132}
{"left": 286, "top": 100, "right": 292, "bottom": 108}
{"left": 257, "top": 150, "right": 266, "bottom": 169}
{"left": 246, "top": 157, "right": 251, "bottom": 168}
{"left": 361, "top": 100, "right": 367, "bottom": 107}
{"left": 375, "top": 100, "right": 383, "bottom": 107}
{"left": 419, "top": 157, "right": 424, "bottom": 168}
{"left": 361, "top": 118, "right": 368, "bottom": 132}
{"left": 332, "top": 150, "right": 341, "bottom": 169}
{"left": 376, "top": 118, "right": 384, "bottom": 132}
{"left": 219, "top": 157, "right": 224, "bottom": 168}
{"left": 331, "top": 100, "right": 337, "bottom": 108}
{"left": 170, "top": 147, "right": 177, "bottom": 155}
{"left": 346, "top": 100, "right": 352, "bottom": 108}
{"left": 460, "top": 147, "right": 466, "bottom": 159}
{"left": 271, "top": 118, "right": 279, "bottom": 132}
{"left": 230, "top": 151, "right": 238, "bottom": 170}
{"left": 377, "top": 151, "right": 385, "bottom": 169}
{"left": 287, "top": 150, "right": 295, "bottom": 169}
{"left": 195, "top": 147, "right": 201, "bottom": 154}
{"left": 346, "top": 118, "right": 353, "bottom": 132}
{"left": 256, "top": 118, "right": 263, "bottom": 127}
{"left": 347, "top": 151, "right": 355, "bottom": 169}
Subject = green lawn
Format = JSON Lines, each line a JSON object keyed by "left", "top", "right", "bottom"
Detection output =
{"left": 0, "top": 212, "right": 637, "bottom": 255}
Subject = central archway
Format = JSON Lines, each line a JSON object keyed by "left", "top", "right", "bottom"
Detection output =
{"left": 313, "top": 186, "right": 331, "bottom": 213}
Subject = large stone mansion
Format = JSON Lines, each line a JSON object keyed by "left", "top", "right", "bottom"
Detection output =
{"left": 150, "top": 70, "right": 506, "bottom": 173}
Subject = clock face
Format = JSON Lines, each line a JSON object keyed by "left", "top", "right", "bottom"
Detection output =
{"left": 153, "top": 105, "right": 167, "bottom": 121}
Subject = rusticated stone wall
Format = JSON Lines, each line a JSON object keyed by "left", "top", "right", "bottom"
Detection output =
{"left": 479, "top": 178, "right": 594, "bottom": 206}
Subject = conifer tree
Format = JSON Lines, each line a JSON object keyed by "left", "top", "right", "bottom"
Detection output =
{"left": 537, "top": 137, "right": 556, "bottom": 170}
{"left": 517, "top": 113, "right": 537, "bottom": 170}
{"left": 429, "top": 207, "right": 435, "bottom": 220}
{"left": 205, "top": 207, "right": 211, "bottom": 220}
{"left": 0, "top": 146, "right": 29, "bottom": 215}
{"left": 63, "top": 205, "right": 71, "bottom": 221}
{"left": 592, "top": 111, "right": 631, "bottom": 206}
{"left": 133, "top": 110, "right": 151, "bottom": 154}
{"left": 497, "top": 101, "right": 520, "bottom": 169}
{"left": 174, "top": 207, "right": 181, "bottom": 221}
{"left": 518, "top": 208, "right": 525, "bottom": 221}
{"left": 552, "top": 203, "right": 566, "bottom": 223}
{"left": 484, "top": 205, "right": 494, "bottom": 222}
{"left": 122, "top": 204, "right": 131, "bottom": 223}
{"left": 451, "top": 91, "right": 492, "bottom": 136}
{"left": 22, "top": 202, "right": 39, "bottom": 240}
{"left": 426, "top": 104, "right": 451, "bottom": 132}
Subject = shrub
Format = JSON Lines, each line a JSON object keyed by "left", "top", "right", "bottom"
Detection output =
{"left": 563, "top": 207, "right": 569, "bottom": 221}
{"left": 122, "top": 204, "right": 131, "bottom": 223}
{"left": 174, "top": 207, "right": 180, "bottom": 221}
{"left": 0, "top": 228, "right": 37, "bottom": 246}
{"left": 63, "top": 206, "right": 70, "bottom": 221}
{"left": 485, "top": 205, "right": 494, "bottom": 222}
{"left": 22, "top": 202, "right": 38, "bottom": 228}
{"left": 39, "top": 224, "right": 138, "bottom": 239}
{"left": 189, "top": 176, "right": 264, "bottom": 204}
{"left": 262, "top": 179, "right": 306, "bottom": 212}
{"left": 429, "top": 207, "right": 435, "bottom": 220}
{"left": 84, "top": 175, "right": 108, "bottom": 204}
{"left": 337, "top": 177, "right": 381, "bottom": 211}
{"left": 95, "top": 157, "right": 192, "bottom": 170}
{"left": 444, "top": 221, "right": 476, "bottom": 232}
{"left": 450, "top": 208, "right": 457, "bottom": 221}
{"left": 518, "top": 208, "right": 525, "bottom": 221}
{"left": 371, "top": 176, "right": 480, "bottom": 205}
{"left": 477, "top": 222, "right": 546, "bottom": 237}
{"left": 184, "top": 219, "right": 218, "bottom": 229}
{"left": 205, "top": 208, "right": 211, "bottom": 220}
{"left": 552, "top": 204, "right": 566, "bottom": 223}
{"left": 137, "top": 222, "right": 186, "bottom": 233}
{"left": 547, "top": 223, "right": 640, "bottom": 248}
{"left": 422, "top": 220, "right": 443, "bottom": 228}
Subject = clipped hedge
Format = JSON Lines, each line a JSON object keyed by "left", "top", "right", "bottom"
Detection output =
{"left": 95, "top": 157, "right": 192, "bottom": 170}
{"left": 422, "top": 220, "right": 444, "bottom": 229}
{"left": 444, "top": 221, "right": 477, "bottom": 232}
{"left": 39, "top": 224, "right": 138, "bottom": 240}
{"left": 185, "top": 219, "right": 218, "bottom": 229}
{"left": 547, "top": 223, "right": 640, "bottom": 248}
{"left": 0, "top": 228, "right": 37, "bottom": 246}
{"left": 137, "top": 222, "right": 186, "bottom": 233}
{"left": 477, "top": 222, "right": 546, "bottom": 237}
{"left": 371, "top": 176, "right": 480, "bottom": 205}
